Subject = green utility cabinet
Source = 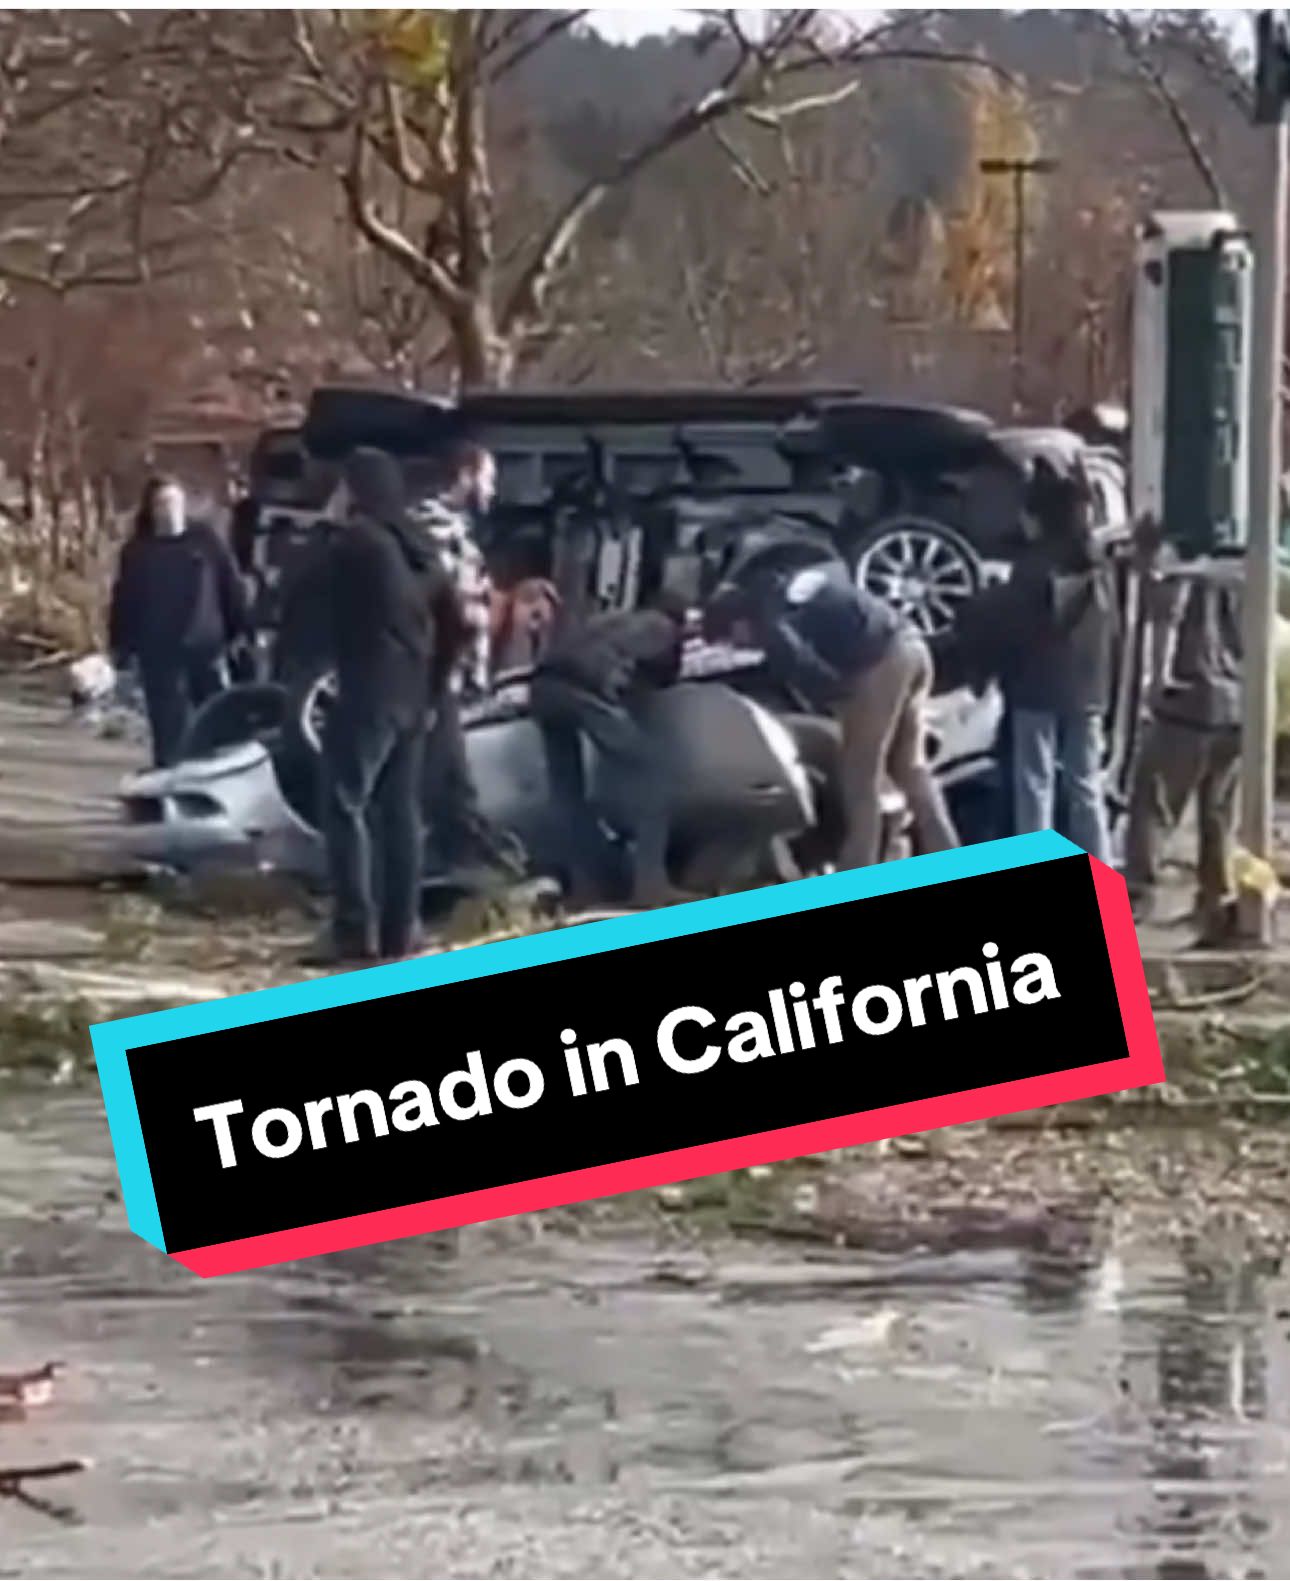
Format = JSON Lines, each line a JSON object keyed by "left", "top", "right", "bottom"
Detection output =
{"left": 1132, "top": 213, "right": 1253, "bottom": 559}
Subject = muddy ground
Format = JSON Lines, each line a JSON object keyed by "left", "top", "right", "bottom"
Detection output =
{"left": 3, "top": 677, "right": 1290, "bottom": 1578}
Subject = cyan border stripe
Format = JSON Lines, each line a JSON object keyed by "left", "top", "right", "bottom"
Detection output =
{"left": 92, "top": 1036, "right": 167, "bottom": 1250}
{"left": 90, "top": 832, "right": 1078, "bottom": 1062}
{"left": 88, "top": 832, "right": 1080, "bottom": 1246}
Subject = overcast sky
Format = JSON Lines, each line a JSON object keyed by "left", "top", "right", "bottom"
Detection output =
{"left": 588, "top": 9, "right": 709, "bottom": 40}
{"left": 587, "top": 8, "right": 1252, "bottom": 49}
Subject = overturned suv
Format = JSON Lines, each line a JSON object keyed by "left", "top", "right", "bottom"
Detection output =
{"left": 115, "top": 535, "right": 957, "bottom": 906}
{"left": 114, "top": 399, "right": 1126, "bottom": 906}
{"left": 114, "top": 640, "right": 929, "bottom": 907}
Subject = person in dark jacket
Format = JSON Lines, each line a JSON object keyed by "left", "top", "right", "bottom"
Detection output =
{"left": 1123, "top": 517, "right": 1243, "bottom": 942}
{"left": 529, "top": 593, "right": 691, "bottom": 908}
{"left": 307, "top": 447, "right": 465, "bottom": 965}
{"left": 705, "top": 554, "right": 958, "bottom": 867}
{"left": 108, "top": 475, "right": 249, "bottom": 768}
{"left": 954, "top": 460, "right": 1115, "bottom": 862}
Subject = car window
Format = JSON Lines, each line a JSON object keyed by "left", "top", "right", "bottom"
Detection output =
{"left": 1086, "top": 466, "right": 1126, "bottom": 532}
{"left": 955, "top": 465, "right": 1026, "bottom": 554}
{"left": 541, "top": 451, "right": 592, "bottom": 492}
{"left": 494, "top": 451, "right": 538, "bottom": 498}
{"left": 611, "top": 453, "right": 682, "bottom": 494}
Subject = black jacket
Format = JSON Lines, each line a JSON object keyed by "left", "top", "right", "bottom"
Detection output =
{"left": 274, "top": 531, "right": 338, "bottom": 686}
{"left": 537, "top": 609, "right": 684, "bottom": 703}
{"left": 323, "top": 511, "right": 459, "bottom": 729}
{"left": 109, "top": 522, "right": 248, "bottom": 663}
{"left": 955, "top": 537, "right": 1115, "bottom": 715}
{"left": 741, "top": 560, "right": 900, "bottom": 710}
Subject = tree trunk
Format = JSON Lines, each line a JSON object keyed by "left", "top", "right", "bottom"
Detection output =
{"left": 450, "top": 299, "right": 515, "bottom": 391}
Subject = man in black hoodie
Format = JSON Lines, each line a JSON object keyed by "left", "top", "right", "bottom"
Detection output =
{"left": 529, "top": 593, "right": 691, "bottom": 908}
{"left": 308, "top": 448, "right": 464, "bottom": 965}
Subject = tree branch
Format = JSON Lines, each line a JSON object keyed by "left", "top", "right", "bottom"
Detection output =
{"left": 500, "top": 23, "right": 1021, "bottom": 347}
{"left": 1099, "top": 11, "right": 1226, "bottom": 207}
{"left": 488, "top": 11, "right": 590, "bottom": 83}
{"left": 340, "top": 121, "right": 467, "bottom": 314}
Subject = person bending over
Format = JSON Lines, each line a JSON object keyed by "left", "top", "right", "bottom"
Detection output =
{"left": 705, "top": 555, "right": 958, "bottom": 867}
{"left": 529, "top": 593, "right": 691, "bottom": 908}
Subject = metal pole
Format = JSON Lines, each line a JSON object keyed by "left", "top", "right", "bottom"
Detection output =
{"left": 1013, "top": 164, "right": 1026, "bottom": 414}
{"left": 1238, "top": 111, "right": 1288, "bottom": 942}
{"left": 979, "top": 156, "right": 1057, "bottom": 419}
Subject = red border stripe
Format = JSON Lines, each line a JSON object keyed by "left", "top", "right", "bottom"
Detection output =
{"left": 176, "top": 1065, "right": 1163, "bottom": 1276}
{"left": 172, "top": 851, "right": 1165, "bottom": 1277}
{"left": 1089, "top": 853, "right": 1165, "bottom": 1086}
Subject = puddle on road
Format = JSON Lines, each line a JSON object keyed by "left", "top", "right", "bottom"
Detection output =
{"left": 1, "top": 1090, "right": 1288, "bottom": 1579}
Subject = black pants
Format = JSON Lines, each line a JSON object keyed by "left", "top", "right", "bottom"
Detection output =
{"left": 322, "top": 708, "right": 426, "bottom": 959}
{"left": 529, "top": 675, "right": 667, "bottom": 898}
{"left": 139, "top": 652, "right": 226, "bottom": 768}
{"left": 423, "top": 692, "right": 527, "bottom": 878}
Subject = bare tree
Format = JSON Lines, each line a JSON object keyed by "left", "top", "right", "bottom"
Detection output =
{"left": 0, "top": 11, "right": 280, "bottom": 296}
{"left": 167, "top": 7, "right": 1018, "bottom": 389}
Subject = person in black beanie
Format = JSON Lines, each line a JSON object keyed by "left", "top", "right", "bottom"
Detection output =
{"left": 304, "top": 447, "right": 465, "bottom": 966}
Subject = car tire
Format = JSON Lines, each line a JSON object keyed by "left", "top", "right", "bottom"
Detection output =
{"left": 179, "top": 683, "right": 288, "bottom": 762}
{"left": 279, "top": 658, "right": 337, "bottom": 763}
{"left": 848, "top": 516, "right": 983, "bottom": 639}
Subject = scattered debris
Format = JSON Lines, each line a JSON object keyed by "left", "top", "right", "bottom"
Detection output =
{"left": 0, "top": 1361, "right": 85, "bottom": 1525}
{"left": 0, "top": 1361, "right": 62, "bottom": 1409}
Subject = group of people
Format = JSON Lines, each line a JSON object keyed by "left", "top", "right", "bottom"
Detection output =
{"left": 950, "top": 458, "right": 1245, "bottom": 944}
{"left": 105, "top": 439, "right": 1245, "bottom": 968}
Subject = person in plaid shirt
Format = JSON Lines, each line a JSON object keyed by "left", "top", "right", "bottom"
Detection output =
{"left": 406, "top": 443, "right": 525, "bottom": 877}
{"left": 406, "top": 443, "right": 496, "bottom": 701}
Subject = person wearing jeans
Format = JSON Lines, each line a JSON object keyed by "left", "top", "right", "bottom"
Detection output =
{"left": 953, "top": 457, "right": 1115, "bottom": 863}
{"left": 1011, "top": 706, "right": 1111, "bottom": 862}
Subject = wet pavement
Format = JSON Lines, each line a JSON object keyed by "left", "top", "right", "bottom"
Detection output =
{"left": 3, "top": 678, "right": 1290, "bottom": 1576}
{"left": 2, "top": 1091, "right": 1289, "bottom": 1579}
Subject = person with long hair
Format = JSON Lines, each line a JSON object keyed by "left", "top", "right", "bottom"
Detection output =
{"left": 108, "top": 474, "right": 249, "bottom": 767}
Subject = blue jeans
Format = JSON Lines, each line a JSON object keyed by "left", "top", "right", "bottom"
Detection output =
{"left": 1011, "top": 707, "right": 1111, "bottom": 863}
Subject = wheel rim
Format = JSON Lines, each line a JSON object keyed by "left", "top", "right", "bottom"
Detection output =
{"left": 855, "top": 526, "right": 977, "bottom": 637}
{"left": 301, "top": 671, "right": 338, "bottom": 753}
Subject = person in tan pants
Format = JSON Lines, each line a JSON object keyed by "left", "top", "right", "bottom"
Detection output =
{"left": 705, "top": 555, "right": 958, "bottom": 865}
{"left": 835, "top": 622, "right": 959, "bottom": 866}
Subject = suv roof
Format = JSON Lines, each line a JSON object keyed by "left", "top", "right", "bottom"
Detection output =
{"left": 789, "top": 399, "right": 1012, "bottom": 473}
{"left": 457, "top": 386, "right": 864, "bottom": 427}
